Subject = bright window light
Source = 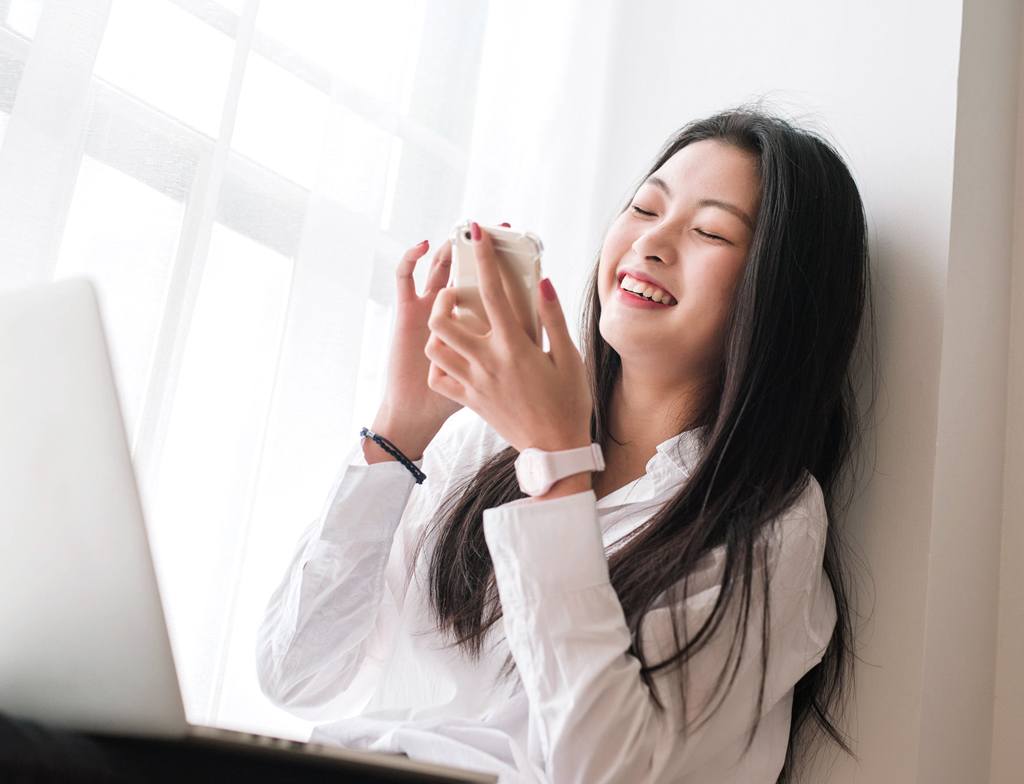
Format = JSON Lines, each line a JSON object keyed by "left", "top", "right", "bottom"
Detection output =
{"left": 94, "top": 0, "right": 234, "bottom": 138}
{"left": 150, "top": 222, "right": 292, "bottom": 720}
{"left": 51, "top": 155, "right": 184, "bottom": 441}
{"left": 231, "top": 51, "right": 328, "bottom": 188}
{"left": 5, "top": 0, "right": 42, "bottom": 38}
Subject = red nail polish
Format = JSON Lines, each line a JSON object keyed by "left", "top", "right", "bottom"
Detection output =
{"left": 500, "top": 222, "right": 511, "bottom": 227}
{"left": 470, "top": 221, "right": 481, "bottom": 241}
{"left": 541, "top": 278, "right": 556, "bottom": 302}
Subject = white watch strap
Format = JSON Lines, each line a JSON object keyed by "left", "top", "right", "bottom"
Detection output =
{"left": 549, "top": 442, "right": 605, "bottom": 482}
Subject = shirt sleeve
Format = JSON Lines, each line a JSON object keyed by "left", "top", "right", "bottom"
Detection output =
{"left": 481, "top": 479, "right": 837, "bottom": 784}
{"left": 255, "top": 432, "right": 447, "bottom": 721}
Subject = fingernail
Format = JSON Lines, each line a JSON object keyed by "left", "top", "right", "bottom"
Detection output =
{"left": 500, "top": 222, "right": 511, "bottom": 227}
{"left": 470, "top": 221, "right": 481, "bottom": 241}
{"left": 417, "top": 239, "right": 428, "bottom": 248}
{"left": 541, "top": 277, "right": 556, "bottom": 302}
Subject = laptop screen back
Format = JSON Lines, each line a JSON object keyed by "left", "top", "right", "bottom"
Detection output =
{"left": 0, "top": 278, "right": 187, "bottom": 737}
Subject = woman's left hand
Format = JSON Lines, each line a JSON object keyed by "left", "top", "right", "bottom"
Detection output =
{"left": 425, "top": 221, "right": 593, "bottom": 453}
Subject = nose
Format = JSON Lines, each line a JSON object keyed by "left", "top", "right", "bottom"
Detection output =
{"left": 630, "top": 223, "right": 677, "bottom": 266}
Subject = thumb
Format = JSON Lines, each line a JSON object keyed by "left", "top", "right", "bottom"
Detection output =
{"left": 538, "top": 277, "right": 573, "bottom": 360}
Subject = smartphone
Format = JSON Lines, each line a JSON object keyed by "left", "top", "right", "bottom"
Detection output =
{"left": 449, "top": 220, "right": 544, "bottom": 345}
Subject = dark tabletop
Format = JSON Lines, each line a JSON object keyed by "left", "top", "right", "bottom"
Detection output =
{"left": 0, "top": 712, "right": 478, "bottom": 784}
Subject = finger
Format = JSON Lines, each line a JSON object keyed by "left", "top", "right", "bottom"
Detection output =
{"left": 453, "top": 306, "right": 489, "bottom": 336}
{"left": 429, "top": 288, "right": 487, "bottom": 357}
{"left": 537, "top": 277, "right": 575, "bottom": 362}
{"left": 469, "top": 221, "right": 518, "bottom": 340}
{"left": 427, "top": 361, "right": 468, "bottom": 406}
{"left": 423, "top": 332, "right": 473, "bottom": 387}
{"left": 424, "top": 239, "right": 452, "bottom": 297}
{"left": 395, "top": 240, "right": 430, "bottom": 303}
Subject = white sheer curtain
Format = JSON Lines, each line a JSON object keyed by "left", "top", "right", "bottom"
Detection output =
{"left": 0, "top": 0, "right": 615, "bottom": 739}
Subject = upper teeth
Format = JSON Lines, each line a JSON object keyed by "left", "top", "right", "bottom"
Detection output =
{"left": 620, "top": 274, "right": 675, "bottom": 305}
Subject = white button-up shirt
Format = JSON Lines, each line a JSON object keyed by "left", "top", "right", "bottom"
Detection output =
{"left": 256, "top": 408, "right": 837, "bottom": 783}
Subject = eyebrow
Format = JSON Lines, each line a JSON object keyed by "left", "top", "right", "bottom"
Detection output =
{"left": 644, "top": 175, "right": 756, "bottom": 231}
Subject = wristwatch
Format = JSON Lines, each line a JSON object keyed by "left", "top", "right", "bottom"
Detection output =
{"left": 514, "top": 443, "right": 605, "bottom": 496}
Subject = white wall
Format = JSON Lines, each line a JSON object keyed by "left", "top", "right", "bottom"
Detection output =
{"left": 990, "top": 7, "right": 1024, "bottom": 783}
{"left": 921, "top": 0, "right": 1020, "bottom": 781}
{"left": 583, "top": 1, "right": 1021, "bottom": 781}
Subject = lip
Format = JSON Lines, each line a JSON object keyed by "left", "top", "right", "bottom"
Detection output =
{"left": 614, "top": 286, "right": 673, "bottom": 309}
{"left": 617, "top": 268, "right": 676, "bottom": 299}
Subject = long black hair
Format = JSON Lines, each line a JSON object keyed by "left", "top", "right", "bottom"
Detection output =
{"left": 415, "top": 104, "right": 876, "bottom": 781}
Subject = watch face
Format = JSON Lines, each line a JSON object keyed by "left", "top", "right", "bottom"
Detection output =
{"left": 516, "top": 450, "right": 543, "bottom": 494}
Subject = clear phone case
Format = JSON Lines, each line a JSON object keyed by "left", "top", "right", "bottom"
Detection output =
{"left": 449, "top": 221, "right": 545, "bottom": 345}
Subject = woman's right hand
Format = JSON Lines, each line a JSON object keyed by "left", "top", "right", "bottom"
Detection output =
{"left": 372, "top": 224, "right": 510, "bottom": 458}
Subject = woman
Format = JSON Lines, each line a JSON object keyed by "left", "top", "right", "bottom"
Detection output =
{"left": 256, "top": 106, "right": 874, "bottom": 783}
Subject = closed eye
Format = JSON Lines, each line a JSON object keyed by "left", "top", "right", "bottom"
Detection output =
{"left": 695, "top": 228, "right": 729, "bottom": 243}
{"left": 631, "top": 206, "right": 730, "bottom": 244}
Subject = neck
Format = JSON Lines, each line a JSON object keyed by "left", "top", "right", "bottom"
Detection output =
{"left": 590, "top": 363, "right": 711, "bottom": 501}
{"left": 604, "top": 365, "right": 708, "bottom": 459}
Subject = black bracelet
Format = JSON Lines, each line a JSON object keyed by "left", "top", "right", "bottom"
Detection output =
{"left": 360, "top": 427, "right": 427, "bottom": 484}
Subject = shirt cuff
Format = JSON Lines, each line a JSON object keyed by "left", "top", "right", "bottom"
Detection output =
{"left": 316, "top": 438, "right": 425, "bottom": 545}
{"left": 482, "top": 489, "right": 610, "bottom": 600}
{"left": 347, "top": 437, "right": 426, "bottom": 471}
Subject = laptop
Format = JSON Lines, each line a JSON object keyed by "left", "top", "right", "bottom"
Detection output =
{"left": 0, "top": 277, "right": 497, "bottom": 783}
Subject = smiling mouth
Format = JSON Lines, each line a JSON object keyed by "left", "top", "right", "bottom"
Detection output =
{"left": 618, "top": 288, "right": 673, "bottom": 306}
{"left": 617, "top": 273, "right": 677, "bottom": 305}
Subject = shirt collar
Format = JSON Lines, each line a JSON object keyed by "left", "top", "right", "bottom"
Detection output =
{"left": 646, "top": 423, "right": 709, "bottom": 478}
{"left": 595, "top": 424, "right": 709, "bottom": 511}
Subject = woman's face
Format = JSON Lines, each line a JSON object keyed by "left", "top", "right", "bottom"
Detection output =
{"left": 597, "top": 139, "right": 761, "bottom": 382}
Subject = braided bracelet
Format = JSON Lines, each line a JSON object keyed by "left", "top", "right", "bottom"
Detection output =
{"left": 359, "top": 427, "right": 427, "bottom": 484}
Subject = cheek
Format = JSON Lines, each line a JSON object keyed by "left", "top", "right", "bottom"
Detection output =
{"left": 595, "top": 255, "right": 614, "bottom": 307}
{"left": 674, "top": 255, "right": 738, "bottom": 309}
{"left": 597, "top": 222, "right": 632, "bottom": 299}
{"left": 687, "top": 264, "right": 745, "bottom": 335}
{"left": 712, "top": 256, "right": 747, "bottom": 305}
